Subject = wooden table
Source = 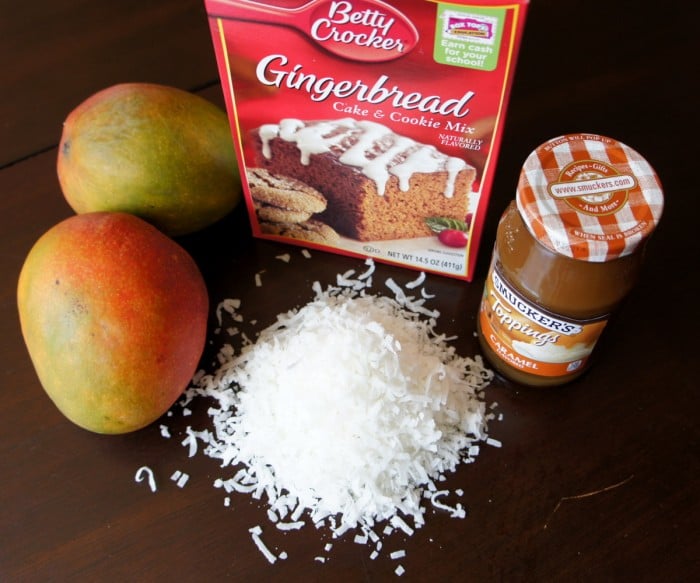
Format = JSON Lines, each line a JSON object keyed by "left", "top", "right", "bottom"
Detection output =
{"left": 2, "top": 1, "right": 697, "bottom": 581}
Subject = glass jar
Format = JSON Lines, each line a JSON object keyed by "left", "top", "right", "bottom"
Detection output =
{"left": 477, "top": 134, "right": 663, "bottom": 386}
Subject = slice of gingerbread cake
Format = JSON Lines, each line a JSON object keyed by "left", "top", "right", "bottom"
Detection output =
{"left": 251, "top": 118, "right": 475, "bottom": 242}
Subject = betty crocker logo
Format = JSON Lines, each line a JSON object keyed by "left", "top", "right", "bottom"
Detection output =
{"left": 208, "top": 0, "right": 419, "bottom": 62}
{"left": 309, "top": 0, "right": 418, "bottom": 60}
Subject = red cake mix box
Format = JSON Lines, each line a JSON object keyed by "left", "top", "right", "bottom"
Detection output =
{"left": 204, "top": 0, "right": 528, "bottom": 280}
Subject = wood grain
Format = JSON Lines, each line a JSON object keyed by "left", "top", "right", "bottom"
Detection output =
{"left": 1, "top": 1, "right": 698, "bottom": 581}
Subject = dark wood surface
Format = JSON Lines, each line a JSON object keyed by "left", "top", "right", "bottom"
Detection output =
{"left": 1, "top": 1, "right": 697, "bottom": 581}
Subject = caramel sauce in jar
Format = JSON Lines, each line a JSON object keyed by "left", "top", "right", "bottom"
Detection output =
{"left": 477, "top": 134, "right": 663, "bottom": 386}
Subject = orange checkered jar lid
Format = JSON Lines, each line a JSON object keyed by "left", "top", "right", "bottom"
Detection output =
{"left": 516, "top": 134, "right": 664, "bottom": 262}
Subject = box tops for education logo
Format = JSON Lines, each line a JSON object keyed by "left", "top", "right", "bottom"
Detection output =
{"left": 434, "top": 6, "right": 504, "bottom": 71}
{"left": 442, "top": 10, "right": 498, "bottom": 46}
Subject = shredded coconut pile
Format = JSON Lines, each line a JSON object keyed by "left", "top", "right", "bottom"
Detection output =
{"left": 181, "top": 259, "right": 496, "bottom": 549}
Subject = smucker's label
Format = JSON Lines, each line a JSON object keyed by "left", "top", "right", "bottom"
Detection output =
{"left": 547, "top": 159, "right": 637, "bottom": 216}
{"left": 517, "top": 133, "right": 664, "bottom": 262}
{"left": 479, "top": 260, "right": 609, "bottom": 377}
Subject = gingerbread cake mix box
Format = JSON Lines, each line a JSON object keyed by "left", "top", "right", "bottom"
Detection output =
{"left": 204, "top": 0, "right": 528, "bottom": 281}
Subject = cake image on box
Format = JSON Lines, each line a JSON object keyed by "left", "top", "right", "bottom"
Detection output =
{"left": 251, "top": 118, "right": 475, "bottom": 242}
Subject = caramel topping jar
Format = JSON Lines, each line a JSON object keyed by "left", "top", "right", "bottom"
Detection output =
{"left": 477, "top": 134, "right": 663, "bottom": 386}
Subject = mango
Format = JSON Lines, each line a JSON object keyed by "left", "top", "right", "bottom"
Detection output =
{"left": 17, "top": 212, "right": 209, "bottom": 434}
{"left": 57, "top": 83, "right": 240, "bottom": 236}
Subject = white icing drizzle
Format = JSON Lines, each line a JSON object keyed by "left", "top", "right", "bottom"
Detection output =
{"left": 259, "top": 118, "right": 467, "bottom": 198}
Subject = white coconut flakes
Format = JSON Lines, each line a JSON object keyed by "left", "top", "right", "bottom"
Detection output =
{"left": 177, "top": 259, "right": 498, "bottom": 571}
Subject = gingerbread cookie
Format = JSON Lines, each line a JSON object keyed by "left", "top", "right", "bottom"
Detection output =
{"left": 247, "top": 168, "right": 327, "bottom": 224}
{"left": 260, "top": 219, "right": 340, "bottom": 245}
{"left": 254, "top": 201, "right": 312, "bottom": 224}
